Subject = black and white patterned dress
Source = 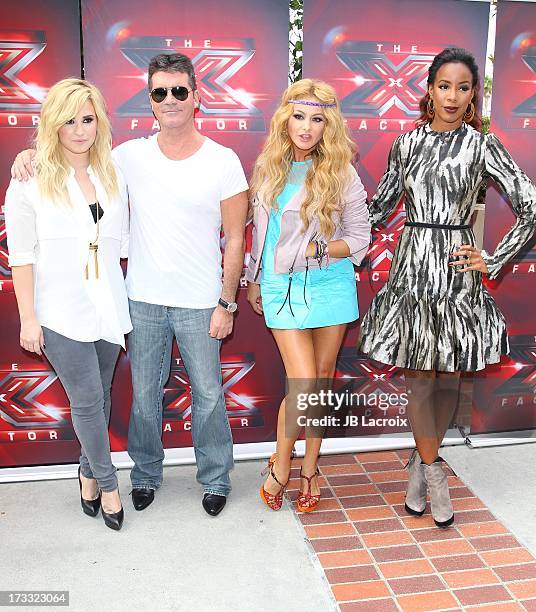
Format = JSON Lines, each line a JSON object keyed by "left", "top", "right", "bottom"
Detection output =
{"left": 358, "top": 122, "right": 536, "bottom": 372}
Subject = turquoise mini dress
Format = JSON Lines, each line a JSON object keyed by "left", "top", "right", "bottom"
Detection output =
{"left": 260, "top": 160, "right": 359, "bottom": 329}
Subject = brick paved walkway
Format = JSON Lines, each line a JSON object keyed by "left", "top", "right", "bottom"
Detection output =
{"left": 287, "top": 450, "right": 536, "bottom": 611}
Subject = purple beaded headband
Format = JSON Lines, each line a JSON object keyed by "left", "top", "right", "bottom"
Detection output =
{"left": 288, "top": 98, "right": 337, "bottom": 108}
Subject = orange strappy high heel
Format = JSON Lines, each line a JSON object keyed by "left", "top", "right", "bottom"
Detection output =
{"left": 260, "top": 453, "right": 289, "bottom": 511}
{"left": 297, "top": 467, "right": 321, "bottom": 513}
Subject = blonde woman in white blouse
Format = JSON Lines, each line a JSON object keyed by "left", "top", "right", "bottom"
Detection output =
{"left": 5, "top": 78, "right": 131, "bottom": 531}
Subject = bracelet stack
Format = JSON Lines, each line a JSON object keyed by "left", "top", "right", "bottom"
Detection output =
{"left": 312, "top": 238, "right": 329, "bottom": 269}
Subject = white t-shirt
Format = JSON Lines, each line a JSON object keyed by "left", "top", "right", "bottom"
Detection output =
{"left": 5, "top": 166, "right": 132, "bottom": 347}
{"left": 112, "top": 135, "right": 248, "bottom": 308}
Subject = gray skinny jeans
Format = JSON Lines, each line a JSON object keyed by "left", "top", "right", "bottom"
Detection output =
{"left": 42, "top": 327, "right": 120, "bottom": 492}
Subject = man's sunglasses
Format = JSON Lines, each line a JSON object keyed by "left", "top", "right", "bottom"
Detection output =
{"left": 150, "top": 86, "right": 193, "bottom": 103}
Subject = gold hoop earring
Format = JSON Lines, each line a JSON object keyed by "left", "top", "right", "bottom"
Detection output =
{"left": 427, "top": 98, "right": 435, "bottom": 119}
{"left": 464, "top": 102, "right": 475, "bottom": 123}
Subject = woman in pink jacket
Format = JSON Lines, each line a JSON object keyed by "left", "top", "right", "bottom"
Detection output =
{"left": 246, "top": 79, "right": 370, "bottom": 512}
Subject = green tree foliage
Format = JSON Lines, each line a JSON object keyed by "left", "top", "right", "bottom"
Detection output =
{"left": 289, "top": 0, "right": 303, "bottom": 82}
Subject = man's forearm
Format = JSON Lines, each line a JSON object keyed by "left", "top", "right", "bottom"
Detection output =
{"left": 221, "top": 237, "right": 246, "bottom": 302}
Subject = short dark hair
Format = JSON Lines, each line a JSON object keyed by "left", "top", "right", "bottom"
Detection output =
{"left": 427, "top": 47, "right": 480, "bottom": 90}
{"left": 147, "top": 53, "right": 196, "bottom": 91}
{"left": 417, "top": 47, "right": 482, "bottom": 130}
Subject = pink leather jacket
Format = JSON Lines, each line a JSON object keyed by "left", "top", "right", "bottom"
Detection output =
{"left": 245, "top": 165, "right": 370, "bottom": 283}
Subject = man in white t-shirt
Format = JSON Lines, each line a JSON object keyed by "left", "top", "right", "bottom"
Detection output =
{"left": 116, "top": 53, "right": 248, "bottom": 517}
{"left": 11, "top": 54, "right": 248, "bottom": 517}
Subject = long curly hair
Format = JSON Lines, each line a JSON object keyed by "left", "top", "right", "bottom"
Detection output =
{"left": 249, "top": 79, "right": 356, "bottom": 239}
{"left": 35, "top": 78, "right": 118, "bottom": 205}
{"left": 415, "top": 47, "right": 482, "bottom": 131}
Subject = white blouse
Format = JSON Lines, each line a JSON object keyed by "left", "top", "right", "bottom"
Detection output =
{"left": 4, "top": 165, "right": 132, "bottom": 347}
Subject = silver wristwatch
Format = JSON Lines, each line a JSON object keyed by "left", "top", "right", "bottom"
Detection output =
{"left": 218, "top": 298, "right": 238, "bottom": 313}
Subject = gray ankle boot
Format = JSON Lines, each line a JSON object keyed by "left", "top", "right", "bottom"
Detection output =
{"left": 423, "top": 459, "right": 454, "bottom": 527}
{"left": 404, "top": 449, "right": 426, "bottom": 516}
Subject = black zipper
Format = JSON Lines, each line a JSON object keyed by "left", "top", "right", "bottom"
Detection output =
{"left": 253, "top": 203, "right": 268, "bottom": 282}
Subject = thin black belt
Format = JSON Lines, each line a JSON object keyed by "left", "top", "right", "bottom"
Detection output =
{"left": 405, "top": 221, "right": 472, "bottom": 230}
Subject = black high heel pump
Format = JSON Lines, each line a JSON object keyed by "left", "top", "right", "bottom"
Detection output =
{"left": 78, "top": 466, "right": 101, "bottom": 517}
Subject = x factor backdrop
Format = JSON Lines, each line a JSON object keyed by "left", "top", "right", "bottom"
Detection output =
{"left": 0, "top": 0, "right": 535, "bottom": 470}
{"left": 303, "top": 0, "right": 490, "bottom": 433}
{"left": 471, "top": 0, "right": 536, "bottom": 436}
{"left": 0, "top": 0, "right": 83, "bottom": 468}
{"left": 0, "top": 0, "right": 289, "bottom": 469}
{"left": 79, "top": 0, "right": 290, "bottom": 458}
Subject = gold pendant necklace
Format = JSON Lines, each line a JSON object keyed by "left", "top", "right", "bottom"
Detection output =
{"left": 85, "top": 200, "right": 100, "bottom": 280}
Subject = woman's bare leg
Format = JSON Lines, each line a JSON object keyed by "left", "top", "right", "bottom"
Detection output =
{"left": 299, "top": 324, "right": 348, "bottom": 497}
{"left": 404, "top": 369, "right": 439, "bottom": 465}
{"left": 434, "top": 371, "right": 461, "bottom": 448}
{"left": 263, "top": 328, "right": 316, "bottom": 495}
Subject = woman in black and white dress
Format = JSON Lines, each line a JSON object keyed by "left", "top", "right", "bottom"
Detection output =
{"left": 358, "top": 48, "right": 536, "bottom": 527}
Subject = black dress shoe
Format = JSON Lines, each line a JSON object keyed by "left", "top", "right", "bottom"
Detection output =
{"left": 102, "top": 506, "right": 124, "bottom": 531}
{"left": 78, "top": 466, "right": 101, "bottom": 517}
{"left": 202, "top": 493, "right": 226, "bottom": 516}
{"left": 131, "top": 487, "right": 155, "bottom": 511}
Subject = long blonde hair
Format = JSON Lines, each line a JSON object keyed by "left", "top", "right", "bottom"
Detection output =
{"left": 35, "top": 78, "right": 118, "bottom": 205}
{"left": 249, "top": 79, "right": 356, "bottom": 238}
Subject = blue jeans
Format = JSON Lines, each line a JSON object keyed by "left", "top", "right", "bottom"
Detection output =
{"left": 127, "top": 300, "right": 233, "bottom": 496}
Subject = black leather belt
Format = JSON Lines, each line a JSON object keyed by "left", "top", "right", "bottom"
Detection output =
{"left": 405, "top": 221, "right": 472, "bottom": 230}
